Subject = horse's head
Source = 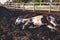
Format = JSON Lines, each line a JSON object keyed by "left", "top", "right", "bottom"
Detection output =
{"left": 15, "top": 17, "right": 24, "bottom": 25}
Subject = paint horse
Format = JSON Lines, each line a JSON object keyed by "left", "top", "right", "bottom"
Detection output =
{"left": 15, "top": 15, "right": 58, "bottom": 30}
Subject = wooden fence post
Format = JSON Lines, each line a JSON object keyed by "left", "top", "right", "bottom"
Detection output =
{"left": 23, "top": 3, "right": 25, "bottom": 11}
{"left": 49, "top": 2, "right": 51, "bottom": 13}
{"left": 49, "top": 0, "right": 52, "bottom": 13}
{"left": 33, "top": 3, "right": 35, "bottom": 12}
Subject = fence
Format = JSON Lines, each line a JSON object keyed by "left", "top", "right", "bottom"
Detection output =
{"left": 3, "top": 2, "right": 60, "bottom": 12}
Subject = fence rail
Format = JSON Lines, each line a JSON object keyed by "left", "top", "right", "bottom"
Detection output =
{"left": 3, "top": 2, "right": 60, "bottom": 12}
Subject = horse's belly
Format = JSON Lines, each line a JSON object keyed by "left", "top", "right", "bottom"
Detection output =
{"left": 32, "top": 19, "right": 43, "bottom": 26}
{"left": 32, "top": 16, "right": 43, "bottom": 26}
{"left": 34, "top": 21, "right": 43, "bottom": 26}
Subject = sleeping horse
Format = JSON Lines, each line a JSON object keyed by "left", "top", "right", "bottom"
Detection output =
{"left": 15, "top": 15, "right": 58, "bottom": 30}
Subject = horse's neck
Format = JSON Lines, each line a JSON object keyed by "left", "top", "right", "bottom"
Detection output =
{"left": 23, "top": 18, "right": 30, "bottom": 22}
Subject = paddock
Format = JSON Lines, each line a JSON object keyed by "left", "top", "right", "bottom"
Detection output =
{"left": 0, "top": 6, "right": 60, "bottom": 40}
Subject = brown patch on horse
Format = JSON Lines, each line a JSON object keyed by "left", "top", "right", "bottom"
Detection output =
{"left": 41, "top": 16, "right": 48, "bottom": 24}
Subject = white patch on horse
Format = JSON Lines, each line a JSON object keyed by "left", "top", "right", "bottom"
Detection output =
{"left": 49, "top": 16, "right": 57, "bottom": 26}
{"left": 47, "top": 25, "right": 56, "bottom": 30}
{"left": 32, "top": 16, "right": 43, "bottom": 26}
{"left": 15, "top": 17, "right": 24, "bottom": 25}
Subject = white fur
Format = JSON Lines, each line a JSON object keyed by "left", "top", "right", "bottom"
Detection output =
{"left": 32, "top": 16, "right": 43, "bottom": 26}
{"left": 15, "top": 18, "right": 24, "bottom": 25}
{"left": 50, "top": 21, "right": 56, "bottom": 26}
{"left": 49, "top": 16, "right": 57, "bottom": 26}
{"left": 47, "top": 25, "right": 56, "bottom": 30}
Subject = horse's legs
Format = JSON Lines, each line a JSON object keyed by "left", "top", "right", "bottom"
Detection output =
{"left": 22, "top": 22, "right": 29, "bottom": 29}
{"left": 50, "top": 21, "right": 57, "bottom": 26}
{"left": 47, "top": 25, "right": 56, "bottom": 30}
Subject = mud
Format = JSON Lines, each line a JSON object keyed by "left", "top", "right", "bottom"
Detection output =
{"left": 0, "top": 6, "right": 60, "bottom": 40}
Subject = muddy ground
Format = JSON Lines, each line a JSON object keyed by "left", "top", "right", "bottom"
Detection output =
{"left": 0, "top": 6, "right": 60, "bottom": 40}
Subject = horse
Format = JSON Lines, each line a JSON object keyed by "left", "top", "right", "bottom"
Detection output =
{"left": 15, "top": 15, "right": 58, "bottom": 30}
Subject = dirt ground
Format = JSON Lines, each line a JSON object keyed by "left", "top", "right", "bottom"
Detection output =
{"left": 0, "top": 6, "right": 60, "bottom": 40}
